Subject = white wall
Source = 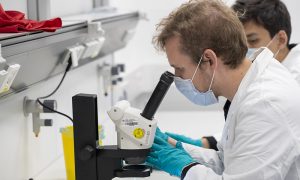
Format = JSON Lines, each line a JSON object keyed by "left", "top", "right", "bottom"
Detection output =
{"left": 1, "top": 0, "right": 93, "bottom": 19}
{"left": 1, "top": 0, "right": 27, "bottom": 16}
{"left": 282, "top": 0, "right": 300, "bottom": 43}
{"left": 110, "top": 0, "right": 185, "bottom": 72}
{"left": 111, "top": 0, "right": 300, "bottom": 73}
{"left": 0, "top": 56, "right": 114, "bottom": 179}
{"left": 50, "top": 0, "right": 93, "bottom": 18}
{"left": 1, "top": 0, "right": 299, "bottom": 43}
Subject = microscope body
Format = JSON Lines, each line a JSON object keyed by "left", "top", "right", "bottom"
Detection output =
{"left": 72, "top": 71, "right": 174, "bottom": 180}
{"left": 108, "top": 100, "right": 157, "bottom": 150}
{"left": 73, "top": 94, "right": 152, "bottom": 180}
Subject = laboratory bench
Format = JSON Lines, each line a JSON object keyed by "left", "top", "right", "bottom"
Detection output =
{"left": 35, "top": 110, "right": 224, "bottom": 180}
{"left": 36, "top": 156, "right": 177, "bottom": 180}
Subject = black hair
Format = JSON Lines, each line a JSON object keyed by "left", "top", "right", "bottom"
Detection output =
{"left": 232, "top": 0, "right": 292, "bottom": 43}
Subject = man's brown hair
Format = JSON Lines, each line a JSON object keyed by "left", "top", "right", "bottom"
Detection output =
{"left": 153, "top": 0, "right": 248, "bottom": 69}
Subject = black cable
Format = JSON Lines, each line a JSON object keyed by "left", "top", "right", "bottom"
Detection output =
{"left": 37, "top": 99, "right": 73, "bottom": 122}
{"left": 37, "top": 58, "right": 73, "bottom": 123}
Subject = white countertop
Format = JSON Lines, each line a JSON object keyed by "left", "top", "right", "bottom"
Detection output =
{"left": 36, "top": 155, "right": 177, "bottom": 180}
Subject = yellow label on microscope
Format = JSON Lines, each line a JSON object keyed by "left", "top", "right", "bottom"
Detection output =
{"left": 133, "top": 128, "right": 145, "bottom": 139}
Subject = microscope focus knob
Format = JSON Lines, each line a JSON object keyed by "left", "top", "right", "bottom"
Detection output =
{"left": 79, "top": 145, "right": 95, "bottom": 161}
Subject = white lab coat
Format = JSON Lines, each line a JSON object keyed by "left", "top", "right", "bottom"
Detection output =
{"left": 282, "top": 44, "right": 300, "bottom": 85}
{"left": 183, "top": 48, "right": 300, "bottom": 180}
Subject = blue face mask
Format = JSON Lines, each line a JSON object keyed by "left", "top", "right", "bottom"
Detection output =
{"left": 174, "top": 56, "right": 218, "bottom": 106}
{"left": 246, "top": 48, "right": 258, "bottom": 59}
{"left": 246, "top": 34, "right": 280, "bottom": 59}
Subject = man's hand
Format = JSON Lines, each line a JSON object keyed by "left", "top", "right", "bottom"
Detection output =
{"left": 146, "top": 136, "right": 196, "bottom": 177}
{"left": 166, "top": 132, "right": 203, "bottom": 147}
{"left": 155, "top": 127, "right": 169, "bottom": 141}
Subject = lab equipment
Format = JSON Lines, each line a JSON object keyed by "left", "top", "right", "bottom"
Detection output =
{"left": 155, "top": 127, "right": 169, "bottom": 142}
{"left": 23, "top": 96, "right": 56, "bottom": 137}
{"left": 0, "top": 8, "right": 140, "bottom": 100}
{"left": 99, "top": 64, "right": 112, "bottom": 96}
{"left": 166, "top": 132, "right": 202, "bottom": 147}
{"left": 81, "top": 38, "right": 105, "bottom": 59}
{"left": 112, "top": 64, "right": 127, "bottom": 103}
{"left": 60, "top": 125, "right": 105, "bottom": 180}
{"left": 0, "top": 45, "right": 21, "bottom": 94}
{"left": 0, "top": 44, "right": 6, "bottom": 68}
{"left": 62, "top": 46, "right": 86, "bottom": 67}
{"left": 0, "top": 64, "right": 20, "bottom": 94}
{"left": 72, "top": 71, "right": 174, "bottom": 180}
{"left": 146, "top": 137, "right": 196, "bottom": 177}
{"left": 0, "top": 64, "right": 21, "bottom": 93}
{"left": 0, "top": 70, "right": 8, "bottom": 91}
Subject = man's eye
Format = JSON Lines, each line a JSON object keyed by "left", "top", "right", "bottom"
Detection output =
{"left": 248, "top": 39, "right": 258, "bottom": 44}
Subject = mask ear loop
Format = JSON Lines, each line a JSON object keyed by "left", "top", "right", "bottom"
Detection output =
{"left": 274, "top": 49, "right": 281, "bottom": 59}
{"left": 266, "top": 34, "right": 282, "bottom": 59}
{"left": 266, "top": 37, "right": 275, "bottom": 48}
{"left": 208, "top": 59, "right": 218, "bottom": 91}
{"left": 191, "top": 55, "right": 203, "bottom": 82}
{"left": 266, "top": 33, "right": 278, "bottom": 48}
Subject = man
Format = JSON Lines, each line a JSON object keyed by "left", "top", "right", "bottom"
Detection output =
{"left": 233, "top": 0, "right": 300, "bottom": 84}
{"left": 162, "top": 0, "right": 300, "bottom": 152}
{"left": 146, "top": 0, "right": 300, "bottom": 179}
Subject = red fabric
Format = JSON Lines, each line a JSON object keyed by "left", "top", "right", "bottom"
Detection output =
{"left": 0, "top": 4, "right": 62, "bottom": 33}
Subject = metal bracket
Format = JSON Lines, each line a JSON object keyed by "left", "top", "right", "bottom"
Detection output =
{"left": 93, "top": 0, "right": 109, "bottom": 8}
{"left": 0, "top": 45, "right": 21, "bottom": 94}
{"left": 0, "top": 44, "right": 7, "bottom": 70}
{"left": 27, "top": 0, "right": 51, "bottom": 21}
{"left": 23, "top": 96, "right": 57, "bottom": 137}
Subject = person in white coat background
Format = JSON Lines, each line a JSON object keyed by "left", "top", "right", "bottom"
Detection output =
{"left": 146, "top": 0, "right": 300, "bottom": 179}
{"left": 232, "top": 0, "right": 300, "bottom": 84}
{"left": 159, "top": 0, "right": 300, "bottom": 153}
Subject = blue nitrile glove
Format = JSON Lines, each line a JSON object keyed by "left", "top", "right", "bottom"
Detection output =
{"left": 146, "top": 136, "right": 196, "bottom": 177}
{"left": 166, "top": 132, "right": 203, "bottom": 147}
{"left": 155, "top": 127, "right": 169, "bottom": 142}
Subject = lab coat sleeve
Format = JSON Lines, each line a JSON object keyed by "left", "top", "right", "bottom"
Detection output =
{"left": 184, "top": 165, "right": 222, "bottom": 180}
{"left": 183, "top": 98, "right": 293, "bottom": 180}
{"left": 182, "top": 143, "right": 224, "bottom": 174}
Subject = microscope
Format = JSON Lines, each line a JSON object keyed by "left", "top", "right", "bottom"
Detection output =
{"left": 72, "top": 71, "right": 174, "bottom": 180}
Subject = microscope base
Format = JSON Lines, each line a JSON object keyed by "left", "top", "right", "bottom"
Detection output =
{"left": 97, "top": 145, "right": 152, "bottom": 179}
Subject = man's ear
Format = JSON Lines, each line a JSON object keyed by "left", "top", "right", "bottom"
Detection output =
{"left": 277, "top": 30, "right": 288, "bottom": 49}
{"left": 203, "top": 49, "right": 218, "bottom": 69}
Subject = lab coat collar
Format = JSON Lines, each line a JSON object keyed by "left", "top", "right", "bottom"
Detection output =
{"left": 228, "top": 47, "right": 274, "bottom": 120}
{"left": 248, "top": 47, "right": 273, "bottom": 62}
{"left": 220, "top": 47, "right": 274, "bottom": 149}
{"left": 282, "top": 44, "right": 300, "bottom": 67}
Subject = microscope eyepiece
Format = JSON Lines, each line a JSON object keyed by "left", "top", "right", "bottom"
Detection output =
{"left": 141, "top": 71, "right": 174, "bottom": 120}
